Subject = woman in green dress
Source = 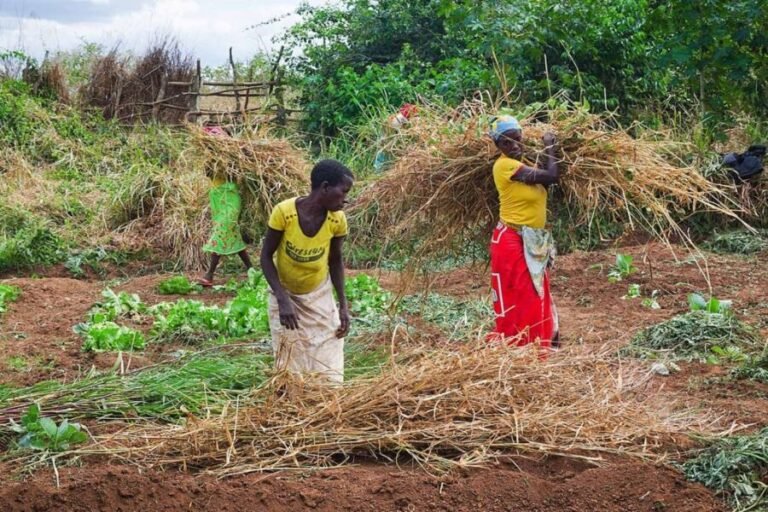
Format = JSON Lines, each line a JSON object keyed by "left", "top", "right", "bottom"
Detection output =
{"left": 198, "top": 124, "right": 252, "bottom": 286}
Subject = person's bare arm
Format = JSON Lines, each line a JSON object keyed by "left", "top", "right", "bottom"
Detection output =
{"left": 512, "top": 133, "right": 559, "bottom": 185}
{"left": 329, "top": 236, "right": 349, "bottom": 338}
{"left": 260, "top": 228, "right": 298, "bottom": 330}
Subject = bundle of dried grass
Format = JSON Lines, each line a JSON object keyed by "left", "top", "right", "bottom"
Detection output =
{"left": 187, "top": 126, "right": 309, "bottom": 260}
{"left": 112, "top": 129, "right": 308, "bottom": 269}
{"left": 80, "top": 48, "right": 129, "bottom": 120}
{"left": 187, "top": 126, "right": 309, "bottom": 225}
{"left": 352, "top": 101, "right": 747, "bottom": 258}
{"left": 80, "top": 342, "right": 707, "bottom": 476}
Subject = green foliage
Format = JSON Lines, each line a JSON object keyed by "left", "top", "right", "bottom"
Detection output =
{"left": 0, "top": 284, "right": 21, "bottom": 314}
{"left": 649, "top": 0, "right": 767, "bottom": 117}
{"left": 86, "top": 289, "right": 146, "bottom": 323}
{"left": 156, "top": 275, "right": 202, "bottom": 295}
{"left": 629, "top": 310, "right": 758, "bottom": 360}
{"left": 688, "top": 293, "right": 732, "bottom": 315}
{"left": 0, "top": 204, "right": 66, "bottom": 272}
{"left": 76, "top": 321, "right": 146, "bottom": 352}
{"left": 9, "top": 404, "right": 88, "bottom": 452}
{"left": 705, "top": 229, "right": 768, "bottom": 255}
{"left": 0, "top": 79, "right": 37, "bottom": 147}
{"left": 684, "top": 428, "right": 768, "bottom": 511}
{"left": 344, "top": 274, "right": 392, "bottom": 333}
{"left": 151, "top": 269, "right": 270, "bottom": 344}
{"left": 283, "top": 0, "right": 491, "bottom": 135}
{"left": 65, "top": 247, "right": 128, "bottom": 278}
{"left": 608, "top": 254, "right": 637, "bottom": 283}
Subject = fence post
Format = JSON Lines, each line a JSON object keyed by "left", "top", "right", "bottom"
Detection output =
{"left": 152, "top": 67, "right": 168, "bottom": 121}
{"left": 228, "top": 47, "right": 245, "bottom": 121}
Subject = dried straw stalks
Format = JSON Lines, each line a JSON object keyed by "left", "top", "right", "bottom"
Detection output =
{"left": 187, "top": 125, "right": 308, "bottom": 225}
{"left": 113, "top": 127, "right": 307, "bottom": 269}
{"left": 80, "top": 342, "right": 707, "bottom": 477}
{"left": 351, "top": 102, "right": 748, "bottom": 259}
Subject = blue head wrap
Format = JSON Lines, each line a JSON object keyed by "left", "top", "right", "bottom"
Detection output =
{"left": 489, "top": 115, "right": 522, "bottom": 142}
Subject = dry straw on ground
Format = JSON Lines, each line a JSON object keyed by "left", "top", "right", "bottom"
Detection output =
{"left": 351, "top": 101, "right": 748, "bottom": 258}
{"left": 77, "top": 342, "right": 708, "bottom": 477}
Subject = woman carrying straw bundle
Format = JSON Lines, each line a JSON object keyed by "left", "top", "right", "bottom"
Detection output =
{"left": 488, "top": 115, "right": 560, "bottom": 350}
{"left": 260, "top": 160, "right": 354, "bottom": 383}
{"left": 198, "top": 123, "right": 253, "bottom": 287}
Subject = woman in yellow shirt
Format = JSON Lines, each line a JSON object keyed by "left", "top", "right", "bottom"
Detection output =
{"left": 260, "top": 160, "right": 354, "bottom": 383}
{"left": 488, "top": 115, "right": 559, "bottom": 351}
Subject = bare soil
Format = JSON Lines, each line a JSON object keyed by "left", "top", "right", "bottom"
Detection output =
{"left": 1, "top": 242, "right": 766, "bottom": 511}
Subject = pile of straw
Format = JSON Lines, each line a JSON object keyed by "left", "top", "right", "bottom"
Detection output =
{"left": 352, "top": 102, "right": 747, "bottom": 257}
{"left": 80, "top": 342, "right": 706, "bottom": 476}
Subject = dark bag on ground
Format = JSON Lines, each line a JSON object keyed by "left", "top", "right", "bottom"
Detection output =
{"left": 722, "top": 145, "right": 766, "bottom": 183}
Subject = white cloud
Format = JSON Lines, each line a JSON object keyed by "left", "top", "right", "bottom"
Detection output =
{"left": 0, "top": 0, "right": 331, "bottom": 65}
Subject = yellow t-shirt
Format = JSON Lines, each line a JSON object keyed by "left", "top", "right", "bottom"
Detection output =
{"left": 493, "top": 156, "right": 547, "bottom": 229}
{"left": 268, "top": 197, "right": 348, "bottom": 294}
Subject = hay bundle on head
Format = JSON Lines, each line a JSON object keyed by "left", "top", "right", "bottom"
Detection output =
{"left": 76, "top": 342, "right": 706, "bottom": 476}
{"left": 110, "top": 129, "right": 308, "bottom": 269}
{"left": 188, "top": 125, "right": 309, "bottom": 226}
{"left": 352, "top": 102, "right": 747, "bottom": 260}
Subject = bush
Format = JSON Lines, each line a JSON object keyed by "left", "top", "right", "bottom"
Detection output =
{"left": 0, "top": 205, "right": 66, "bottom": 272}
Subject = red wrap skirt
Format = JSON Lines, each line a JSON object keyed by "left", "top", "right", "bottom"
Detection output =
{"left": 489, "top": 223, "right": 555, "bottom": 350}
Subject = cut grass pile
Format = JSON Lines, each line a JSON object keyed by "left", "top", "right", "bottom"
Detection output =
{"left": 68, "top": 343, "right": 704, "bottom": 476}
{"left": 628, "top": 311, "right": 759, "bottom": 360}
{"left": 684, "top": 428, "right": 768, "bottom": 511}
{"left": 705, "top": 229, "right": 768, "bottom": 255}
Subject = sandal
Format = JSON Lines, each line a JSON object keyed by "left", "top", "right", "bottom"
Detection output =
{"left": 198, "top": 277, "right": 214, "bottom": 288}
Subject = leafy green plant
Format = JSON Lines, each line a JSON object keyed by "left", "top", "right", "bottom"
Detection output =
{"left": 608, "top": 254, "right": 637, "bottom": 282}
{"left": 65, "top": 247, "right": 127, "bottom": 278}
{"left": 87, "top": 288, "right": 146, "bottom": 323}
{"left": 75, "top": 321, "right": 146, "bottom": 352}
{"left": 9, "top": 404, "right": 88, "bottom": 452}
{"left": 157, "top": 275, "right": 202, "bottom": 295}
{"left": 684, "top": 428, "right": 768, "bottom": 511}
{"left": 0, "top": 283, "right": 21, "bottom": 314}
{"left": 151, "top": 271, "right": 270, "bottom": 344}
{"left": 344, "top": 274, "right": 391, "bottom": 332}
{"left": 624, "top": 283, "right": 642, "bottom": 299}
{"left": 688, "top": 293, "right": 732, "bottom": 315}
{"left": 705, "top": 229, "right": 768, "bottom": 255}
{"left": 628, "top": 310, "right": 758, "bottom": 360}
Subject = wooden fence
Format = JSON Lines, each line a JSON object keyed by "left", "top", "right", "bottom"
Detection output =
{"left": 142, "top": 47, "right": 299, "bottom": 126}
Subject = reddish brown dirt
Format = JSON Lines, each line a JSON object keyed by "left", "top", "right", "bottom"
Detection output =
{"left": 0, "top": 459, "right": 724, "bottom": 512}
{"left": 1, "top": 243, "right": 767, "bottom": 510}
{"left": 0, "top": 274, "right": 237, "bottom": 386}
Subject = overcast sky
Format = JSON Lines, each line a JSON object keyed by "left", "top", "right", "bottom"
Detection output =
{"left": 0, "top": 0, "right": 331, "bottom": 66}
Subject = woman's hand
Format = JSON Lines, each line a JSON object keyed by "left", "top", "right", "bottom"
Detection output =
{"left": 336, "top": 303, "right": 350, "bottom": 338}
{"left": 542, "top": 132, "right": 557, "bottom": 147}
{"left": 277, "top": 297, "right": 299, "bottom": 330}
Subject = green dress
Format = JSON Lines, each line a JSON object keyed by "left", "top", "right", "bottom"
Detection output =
{"left": 203, "top": 181, "right": 247, "bottom": 255}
